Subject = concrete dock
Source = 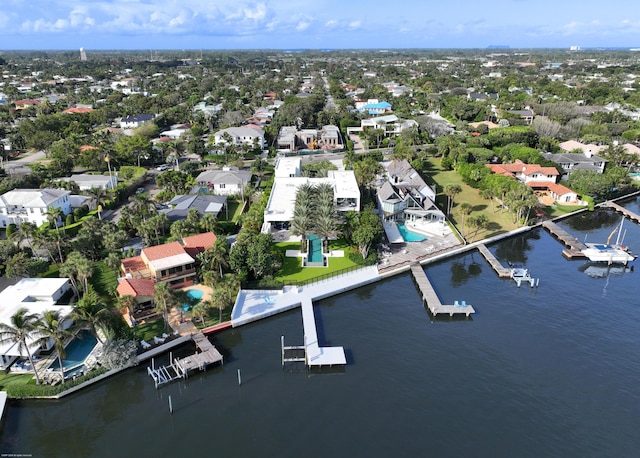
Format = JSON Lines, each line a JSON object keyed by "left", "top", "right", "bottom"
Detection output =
{"left": 410, "top": 264, "right": 475, "bottom": 317}
{"left": 542, "top": 221, "right": 587, "bottom": 258}
{"left": 477, "top": 244, "right": 512, "bottom": 278}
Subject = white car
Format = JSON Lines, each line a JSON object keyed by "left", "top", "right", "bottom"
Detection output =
{"left": 156, "top": 164, "right": 170, "bottom": 171}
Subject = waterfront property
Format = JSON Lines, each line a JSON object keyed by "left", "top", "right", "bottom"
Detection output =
{"left": 0, "top": 278, "right": 73, "bottom": 369}
{"left": 542, "top": 220, "right": 588, "bottom": 258}
{"left": 262, "top": 157, "right": 360, "bottom": 235}
{"left": 120, "top": 232, "right": 216, "bottom": 289}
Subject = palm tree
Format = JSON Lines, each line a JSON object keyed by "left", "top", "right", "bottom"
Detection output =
{"left": 60, "top": 251, "right": 93, "bottom": 297}
{"left": 37, "top": 310, "right": 74, "bottom": 382}
{"left": 200, "top": 213, "right": 218, "bottom": 233}
{"left": 0, "top": 309, "right": 43, "bottom": 385}
{"left": 153, "top": 283, "right": 174, "bottom": 327}
{"left": 443, "top": 184, "right": 462, "bottom": 215}
{"left": 85, "top": 187, "right": 108, "bottom": 219}
{"left": 72, "top": 287, "right": 114, "bottom": 344}
{"left": 467, "top": 214, "right": 489, "bottom": 242}
{"left": 458, "top": 202, "right": 473, "bottom": 237}
{"left": 11, "top": 221, "right": 37, "bottom": 253}
{"left": 211, "top": 274, "right": 240, "bottom": 324}
{"left": 45, "top": 206, "right": 64, "bottom": 231}
{"left": 191, "top": 301, "right": 210, "bottom": 327}
{"left": 116, "top": 294, "right": 138, "bottom": 323}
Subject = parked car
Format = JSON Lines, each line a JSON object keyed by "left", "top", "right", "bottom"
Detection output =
{"left": 156, "top": 164, "right": 170, "bottom": 171}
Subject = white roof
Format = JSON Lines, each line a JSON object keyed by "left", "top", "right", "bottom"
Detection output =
{"left": 274, "top": 157, "right": 302, "bottom": 178}
{"left": 148, "top": 253, "right": 194, "bottom": 271}
{"left": 0, "top": 278, "right": 73, "bottom": 356}
{"left": 0, "top": 188, "right": 70, "bottom": 208}
{"left": 328, "top": 170, "right": 360, "bottom": 198}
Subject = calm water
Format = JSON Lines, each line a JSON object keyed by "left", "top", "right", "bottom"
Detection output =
{"left": 2, "top": 202, "right": 640, "bottom": 457}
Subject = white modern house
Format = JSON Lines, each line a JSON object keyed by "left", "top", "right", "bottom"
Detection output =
{"left": 213, "top": 127, "right": 265, "bottom": 149}
{"left": 0, "top": 189, "right": 72, "bottom": 227}
{"left": 262, "top": 157, "right": 360, "bottom": 233}
{"left": 0, "top": 278, "right": 74, "bottom": 369}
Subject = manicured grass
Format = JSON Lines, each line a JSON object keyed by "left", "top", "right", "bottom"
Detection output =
{"left": 192, "top": 306, "right": 233, "bottom": 330}
{"left": 132, "top": 319, "right": 168, "bottom": 342}
{"left": 222, "top": 199, "right": 244, "bottom": 222}
{"left": 90, "top": 262, "right": 118, "bottom": 301}
{"left": 273, "top": 238, "right": 360, "bottom": 283}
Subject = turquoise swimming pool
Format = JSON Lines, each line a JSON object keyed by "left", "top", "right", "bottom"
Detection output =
{"left": 183, "top": 289, "right": 204, "bottom": 311}
{"left": 397, "top": 223, "right": 427, "bottom": 242}
{"left": 307, "top": 234, "right": 324, "bottom": 263}
{"left": 50, "top": 330, "right": 98, "bottom": 372}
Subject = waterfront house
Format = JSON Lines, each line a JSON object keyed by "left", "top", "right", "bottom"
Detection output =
{"left": 0, "top": 278, "right": 73, "bottom": 369}
{"left": 115, "top": 278, "right": 157, "bottom": 325}
{"left": 262, "top": 157, "right": 360, "bottom": 233}
{"left": 120, "top": 232, "right": 216, "bottom": 288}
{"left": 486, "top": 161, "right": 560, "bottom": 184}
{"left": 541, "top": 150, "right": 607, "bottom": 176}
{"left": 0, "top": 188, "right": 71, "bottom": 228}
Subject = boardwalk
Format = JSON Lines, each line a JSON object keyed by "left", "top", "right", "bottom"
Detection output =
{"left": 410, "top": 264, "right": 475, "bottom": 317}
{"left": 477, "top": 244, "right": 512, "bottom": 278}
{"left": 542, "top": 221, "right": 587, "bottom": 258}
{"left": 604, "top": 201, "right": 640, "bottom": 223}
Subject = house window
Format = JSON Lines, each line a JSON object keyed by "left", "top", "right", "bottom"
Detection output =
{"left": 219, "top": 184, "right": 226, "bottom": 189}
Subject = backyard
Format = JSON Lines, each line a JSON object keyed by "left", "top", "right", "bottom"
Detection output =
{"left": 273, "top": 238, "right": 363, "bottom": 283}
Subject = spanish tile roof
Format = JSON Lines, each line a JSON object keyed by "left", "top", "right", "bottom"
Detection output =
{"left": 121, "top": 256, "right": 147, "bottom": 273}
{"left": 487, "top": 161, "right": 559, "bottom": 177}
{"left": 527, "top": 181, "right": 576, "bottom": 196}
{"left": 182, "top": 232, "right": 217, "bottom": 257}
{"left": 117, "top": 278, "right": 156, "bottom": 297}
{"left": 142, "top": 241, "right": 187, "bottom": 261}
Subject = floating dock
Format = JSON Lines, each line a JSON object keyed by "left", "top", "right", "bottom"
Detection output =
{"left": 477, "top": 244, "right": 512, "bottom": 278}
{"left": 410, "top": 264, "right": 475, "bottom": 317}
{"left": 542, "top": 221, "right": 587, "bottom": 258}
{"left": 603, "top": 201, "right": 640, "bottom": 223}
{"left": 148, "top": 332, "right": 223, "bottom": 388}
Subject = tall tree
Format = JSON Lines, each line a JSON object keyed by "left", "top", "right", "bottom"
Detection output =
{"left": 37, "top": 310, "right": 74, "bottom": 382}
{"left": 443, "top": 184, "right": 462, "bottom": 215}
{"left": 0, "top": 309, "right": 43, "bottom": 384}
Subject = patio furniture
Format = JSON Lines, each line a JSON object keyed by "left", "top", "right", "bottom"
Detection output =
{"left": 141, "top": 340, "right": 151, "bottom": 349}
{"left": 153, "top": 336, "right": 166, "bottom": 344}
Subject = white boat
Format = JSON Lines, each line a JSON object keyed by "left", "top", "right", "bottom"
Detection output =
{"left": 582, "top": 218, "right": 636, "bottom": 265}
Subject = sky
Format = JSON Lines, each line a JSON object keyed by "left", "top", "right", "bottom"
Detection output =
{"left": 1, "top": 0, "right": 639, "bottom": 50}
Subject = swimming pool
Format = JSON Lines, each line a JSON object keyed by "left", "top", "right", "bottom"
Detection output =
{"left": 397, "top": 223, "right": 427, "bottom": 242}
{"left": 50, "top": 330, "right": 98, "bottom": 372}
{"left": 307, "top": 234, "right": 324, "bottom": 263}
{"left": 183, "top": 289, "right": 204, "bottom": 311}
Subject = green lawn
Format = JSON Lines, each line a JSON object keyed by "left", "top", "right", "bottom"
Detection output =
{"left": 131, "top": 318, "right": 169, "bottom": 342}
{"left": 89, "top": 262, "right": 118, "bottom": 304}
{"left": 221, "top": 199, "right": 244, "bottom": 222}
{"left": 426, "top": 158, "right": 587, "bottom": 240}
{"left": 273, "top": 238, "right": 360, "bottom": 283}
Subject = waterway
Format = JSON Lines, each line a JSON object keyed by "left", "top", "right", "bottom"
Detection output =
{"left": 2, "top": 201, "right": 640, "bottom": 457}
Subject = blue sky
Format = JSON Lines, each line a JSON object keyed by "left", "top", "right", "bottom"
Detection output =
{"left": 1, "top": 0, "right": 639, "bottom": 50}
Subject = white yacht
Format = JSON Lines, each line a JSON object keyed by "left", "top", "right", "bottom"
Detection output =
{"left": 582, "top": 219, "right": 636, "bottom": 265}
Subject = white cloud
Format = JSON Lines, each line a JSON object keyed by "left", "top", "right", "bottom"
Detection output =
{"left": 348, "top": 20, "right": 361, "bottom": 30}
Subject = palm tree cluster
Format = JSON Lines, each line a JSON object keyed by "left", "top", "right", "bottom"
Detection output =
{"left": 290, "top": 182, "right": 338, "bottom": 253}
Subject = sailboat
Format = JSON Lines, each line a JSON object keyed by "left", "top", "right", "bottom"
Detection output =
{"left": 581, "top": 218, "right": 637, "bottom": 265}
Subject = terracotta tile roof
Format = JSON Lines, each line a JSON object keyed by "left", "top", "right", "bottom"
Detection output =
{"left": 117, "top": 278, "right": 156, "bottom": 297}
{"left": 182, "top": 232, "right": 216, "bottom": 257}
{"left": 527, "top": 181, "right": 576, "bottom": 196}
{"left": 487, "top": 161, "right": 559, "bottom": 177}
{"left": 64, "top": 107, "right": 93, "bottom": 114}
{"left": 121, "top": 256, "right": 147, "bottom": 273}
{"left": 141, "top": 241, "right": 187, "bottom": 261}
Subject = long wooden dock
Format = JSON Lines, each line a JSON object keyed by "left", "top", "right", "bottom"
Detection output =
{"left": 604, "top": 201, "right": 640, "bottom": 223}
{"left": 542, "top": 221, "right": 587, "bottom": 258}
{"left": 410, "top": 264, "right": 475, "bottom": 317}
{"left": 477, "top": 244, "right": 512, "bottom": 278}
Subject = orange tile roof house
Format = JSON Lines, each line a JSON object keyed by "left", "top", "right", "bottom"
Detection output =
{"left": 116, "top": 278, "right": 158, "bottom": 324}
{"left": 486, "top": 160, "right": 559, "bottom": 184}
{"left": 120, "top": 232, "right": 216, "bottom": 288}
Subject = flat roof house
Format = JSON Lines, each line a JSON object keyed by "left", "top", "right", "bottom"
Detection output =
{"left": 0, "top": 278, "right": 73, "bottom": 369}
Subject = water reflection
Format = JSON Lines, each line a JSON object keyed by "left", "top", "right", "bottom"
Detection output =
{"left": 449, "top": 253, "right": 483, "bottom": 286}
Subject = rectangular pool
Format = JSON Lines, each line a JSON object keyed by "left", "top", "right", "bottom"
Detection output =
{"left": 307, "top": 234, "right": 324, "bottom": 263}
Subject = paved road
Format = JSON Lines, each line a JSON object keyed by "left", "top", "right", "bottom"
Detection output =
{"left": 3, "top": 150, "right": 46, "bottom": 175}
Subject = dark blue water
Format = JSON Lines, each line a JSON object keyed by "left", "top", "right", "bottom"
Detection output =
{"left": 2, "top": 203, "right": 640, "bottom": 457}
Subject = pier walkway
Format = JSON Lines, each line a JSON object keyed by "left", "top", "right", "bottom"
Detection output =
{"left": 542, "top": 221, "right": 587, "bottom": 258}
{"left": 301, "top": 297, "right": 346, "bottom": 366}
{"left": 476, "top": 244, "right": 512, "bottom": 278}
{"left": 604, "top": 201, "right": 640, "bottom": 223}
{"left": 410, "top": 264, "right": 475, "bottom": 317}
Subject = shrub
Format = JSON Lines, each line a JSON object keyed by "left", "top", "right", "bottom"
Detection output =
{"left": 5, "top": 223, "right": 16, "bottom": 239}
{"left": 66, "top": 214, "right": 75, "bottom": 226}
